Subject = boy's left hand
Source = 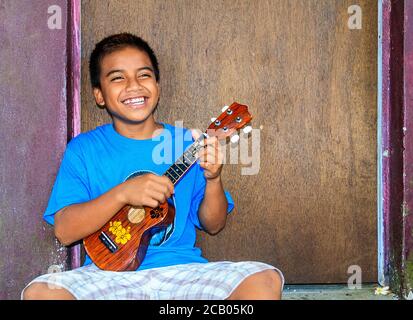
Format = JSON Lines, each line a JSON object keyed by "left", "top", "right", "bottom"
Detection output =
{"left": 192, "top": 129, "right": 224, "bottom": 180}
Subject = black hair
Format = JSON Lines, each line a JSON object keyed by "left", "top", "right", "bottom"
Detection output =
{"left": 89, "top": 33, "right": 159, "bottom": 89}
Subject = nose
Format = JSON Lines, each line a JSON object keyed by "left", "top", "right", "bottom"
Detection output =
{"left": 125, "top": 78, "right": 143, "bottom": 92}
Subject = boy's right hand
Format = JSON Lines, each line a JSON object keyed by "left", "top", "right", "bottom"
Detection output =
{"left": 119, "top": 173, "right": 174, "bottom": 208}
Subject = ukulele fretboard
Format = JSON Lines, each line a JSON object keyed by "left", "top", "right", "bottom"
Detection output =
{"left": 163, "top": 134, "right": 206, "bottom": 185}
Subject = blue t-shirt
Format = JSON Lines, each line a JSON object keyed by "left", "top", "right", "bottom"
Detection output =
{"left": 44, "top": 123, "right": 234, "bottom": 270}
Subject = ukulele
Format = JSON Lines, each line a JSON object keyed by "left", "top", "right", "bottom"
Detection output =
{"left": 83, "top": 102, "right": 253, "bottom": 271}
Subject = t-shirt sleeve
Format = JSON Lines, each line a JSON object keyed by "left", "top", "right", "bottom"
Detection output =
{"left": 43, "top": 140, "right": 91, "bottom": 225}
{"left": 189, "top": 162, "right": 234, "bottom": 230}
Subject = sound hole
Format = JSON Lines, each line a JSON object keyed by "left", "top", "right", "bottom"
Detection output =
{"left": 128, "top": 206, "right": 145, "bottom": 224}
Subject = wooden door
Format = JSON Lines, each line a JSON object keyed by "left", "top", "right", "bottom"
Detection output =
{"left": 81, "top": 0, "right": 377, "bottom": 283}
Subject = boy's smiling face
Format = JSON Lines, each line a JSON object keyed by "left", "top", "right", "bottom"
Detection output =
{"left": 93, "top": 46, "right": 160, "bottom": 129}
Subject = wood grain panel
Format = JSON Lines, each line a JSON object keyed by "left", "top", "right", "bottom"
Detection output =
{"left": 81, "top": 0, "right": 377, "bottom": 283}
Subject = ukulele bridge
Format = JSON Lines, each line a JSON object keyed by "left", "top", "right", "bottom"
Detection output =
{"left": 99, "top": 231, "right": 118, "bottom": 253}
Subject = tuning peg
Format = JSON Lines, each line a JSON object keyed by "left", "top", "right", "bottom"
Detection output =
{"left": 221, "top": 105, "right": 229, "bottom": 112}
{"left": 243, "top": 126, "right": 252, "bottom": 134}
{"left": 210, "top": 117, "right": 217, "bottom": 122}
{"left": 230, "top": 134, "right": 240, "bottom": 144}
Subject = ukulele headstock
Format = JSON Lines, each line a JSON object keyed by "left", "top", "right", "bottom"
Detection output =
{"left": 206, "top": 102, "right": 252, "bottom": 142}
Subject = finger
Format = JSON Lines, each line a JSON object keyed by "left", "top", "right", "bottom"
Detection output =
{"left": 146, "top": 173, "right": 158, "bottom": 180}
{"left": 205, "top": 146, "right": 222, "bottom": 163}
{"left": 151, "top": 179, "right": 173, "bottom": 198}
{"left": 196, "top": 148, "right": 207, "bottom": 162}
{"left": 149, "top": 190, "right": 167, "bottom": 204}
{"left": 197, "top": 148, "right": 219, "bottom": 164}
{"left": 153, "top": 175, "right": 174, "bottom": 194}
{"left": 143, "top": 197, "right": 159, "bottom": 208}
{"left": 205, "top": 149, "right": 218, "bottom": 164}
{"left": 191, "top": 129, "right": 203, "bottom": 141}
{"left": 217, "top": 151, "right": 224, "bottom": 164}
{"left": 201, "top": 136, "right": 218, "bottom": 147}
{"left": 196, "top": 148, "right": 205, "bottom": 156}
{"left": 155, "top": 184, "right": 171, "bottom": 199}
{"left": 198, "top": 161, "right": 209, "bottom": 170}
{"left": 204, "top": 142, "right": 220, "bottom": 153}
{"left": 161, "top": 175, "right": 175, "bottom": 194}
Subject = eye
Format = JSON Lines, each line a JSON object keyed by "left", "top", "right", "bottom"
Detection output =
{"left": 111, "top": 76, "right": 124, "bottom": 82}
{"left": 139, "top": 73, "right": 151, "bottom": 79}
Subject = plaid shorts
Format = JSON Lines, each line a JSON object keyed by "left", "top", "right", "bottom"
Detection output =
{"left": 21, "top": 261, "right": 284, "bottom": 300}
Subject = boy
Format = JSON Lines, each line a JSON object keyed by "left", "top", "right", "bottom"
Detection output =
{"left": 22, "top": 33, "right": 284, "bottom": 300}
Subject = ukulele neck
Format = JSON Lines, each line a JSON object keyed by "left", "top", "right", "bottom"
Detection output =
{"left": 163, "top": 133, "right": 206, "bottom": 186}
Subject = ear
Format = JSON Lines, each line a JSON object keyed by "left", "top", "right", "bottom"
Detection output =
{"left": 93, "top": 87, "right": 105, "bottom": 107}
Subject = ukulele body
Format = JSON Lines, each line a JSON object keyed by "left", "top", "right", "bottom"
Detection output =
{"left": 83, "top": 201, "right": 175, "bottom": 271}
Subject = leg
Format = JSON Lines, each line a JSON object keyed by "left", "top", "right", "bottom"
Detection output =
{"left": 22, "top": 282, "right": 76, "bottom": 300}
{"left": 227, "top": 269, "right": 283, "bottom": 300}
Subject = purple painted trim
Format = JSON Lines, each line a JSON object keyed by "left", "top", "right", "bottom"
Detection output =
{"left": 386, "top": 0, "right": 405, "bottom": 295}
{"left": 382, "top": 0, "right": 413, "bottom": 297}
{"left": 67, "top": 0, "right": 82, "bottom": 270}
{"left": 381, "top": 0, "right": 405, "bottom": 287}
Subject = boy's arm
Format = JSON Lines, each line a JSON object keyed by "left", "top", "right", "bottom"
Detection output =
{"left": 54, "top": 174, "right": 174, "bottom": 246}
{"left": 193, "top": 130, "right": 229, "bottom": 235}
{"left": 197, "top": 176, "right": 228, "bottom": 235}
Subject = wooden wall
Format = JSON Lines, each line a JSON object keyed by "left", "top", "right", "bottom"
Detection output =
{"left": 81, "top": 0, "right": 377, "bottom": 283}
{"left": 0, "top": 0, "right": 69, "bottom": 299}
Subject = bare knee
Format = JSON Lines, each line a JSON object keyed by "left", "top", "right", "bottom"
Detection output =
{"left": 228, "top": 269, "right": 283, "bottom": 300}
{"left": 256, "top": 269, "right": 283, "bottom": 294}
{"left": 264, "top": 269, "right": 283, "bottom": 294}
{"left": 23, "top": 282, "right": 75, "bottom": 300}
{"left": 23, "top": 283, "right": 45, "bottom": 300}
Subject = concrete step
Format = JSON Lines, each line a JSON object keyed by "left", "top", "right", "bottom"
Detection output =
{"left": 282, "top": 284, "right": 397, "bottom": 300}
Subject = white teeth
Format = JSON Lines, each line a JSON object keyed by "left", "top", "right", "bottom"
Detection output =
{"left": 123, "top": 97, "right": 145, "bottom": 105}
